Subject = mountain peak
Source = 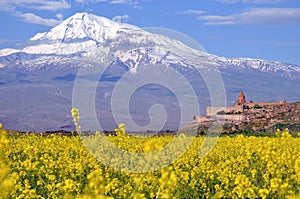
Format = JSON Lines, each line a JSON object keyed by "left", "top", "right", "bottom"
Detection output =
{"left": 72, "top": 12, "right": 92, "bottom": 18}
{"left": 29, "top": 12, "right": 139, "bottom": 43}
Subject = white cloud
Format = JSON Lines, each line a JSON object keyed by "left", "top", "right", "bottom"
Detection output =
{"left": 133, "top": 4, "right": 143, "bottom": 10}
{"left": 110, "top": 0, "right": 128, "bottom": 4}
{"left": 56, "top": 13, "right": 64, "bottom": 20}
{"left": 238, "top": 8, "right": 300, "bottom": 25}
{"left": 16, "top": 12, "right": 63, "bottom": 26}
{"left": 204, "top": 21, "right": 235, "bottom": 26}
{"left": 0, "top": 1, "right": 68, "bottom": 27}
{"left": 198, "top": 15, "right": 235, "bottom": 25}
{"left": 110, "top": 0, "right": 142, "bottom": 9}
{"left": 28, "top": 1, "right": 70, "bottom": 10}
{"left": 179, "top": 9, "right": 206, "bottom": 15}
{"left": 197, "top": 8, "right": 300, "bottom": 26}
{"left": 74, "top": 0, "right": 142, "bottom": 8}
{"left": 74, "top": 0, "right": 87, "bottom": 3}
{"left": 112, "top": 15, "right": 129, "bottom": 23}
{"left": 0, "top": 0, "right": 71, "bottom": 11}
{"left": 198, "top": 15, "right": 234, "bottom": 21}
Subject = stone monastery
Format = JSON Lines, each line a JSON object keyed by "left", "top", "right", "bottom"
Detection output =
{"left": 194, "top": 91, "right": 287, "bottom": 123}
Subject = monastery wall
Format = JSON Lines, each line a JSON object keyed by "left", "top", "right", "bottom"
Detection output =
{"left": 207, "top": 105, "right": 244, "bottom": 116}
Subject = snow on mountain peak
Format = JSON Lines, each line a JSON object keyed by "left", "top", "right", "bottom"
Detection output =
{"left": 30, "top": 12, "right": 139, "bottom": 42}
{"left": 0, "top": 12, "right": 144, "bottom": 56}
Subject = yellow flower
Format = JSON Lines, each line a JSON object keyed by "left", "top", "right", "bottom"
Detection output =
{"left": 1, "top": 127, "right": 300, "bottom": 198}
{"left": 259, "top": 188, "right": 270, "bottom": 199}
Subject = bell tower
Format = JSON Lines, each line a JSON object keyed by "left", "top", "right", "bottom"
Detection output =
{"left": 238, "top": 91, "right": 246, "bottom": 104}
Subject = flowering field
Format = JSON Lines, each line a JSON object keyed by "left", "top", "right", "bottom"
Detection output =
{"left": 1, "top": 124, "right": 300, "bottom": 198}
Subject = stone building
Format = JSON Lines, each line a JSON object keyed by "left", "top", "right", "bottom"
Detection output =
{"left": 189, "top": 92, "right": 298, "bottom": 134}
{"left": 195, "top": 91, "right": 287, "bottom": 122}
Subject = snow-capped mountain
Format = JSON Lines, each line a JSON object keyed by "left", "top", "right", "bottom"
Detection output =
{"left": 0, "top": 13, "right": 139, "bottom": 56}
{"left": 1, "top": 12, "right": 299, "bottom": 76}
{"left": 0, "top": 12, "right": 299, "bottom": 131}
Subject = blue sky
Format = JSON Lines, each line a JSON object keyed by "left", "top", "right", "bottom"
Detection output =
{"left": 0, "top": 0, "right": 300, "bottom": 64}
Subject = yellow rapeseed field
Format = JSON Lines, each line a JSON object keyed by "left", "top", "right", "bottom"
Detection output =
{"left": 1, "top": 121, "right": 300, "bottom": 198}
